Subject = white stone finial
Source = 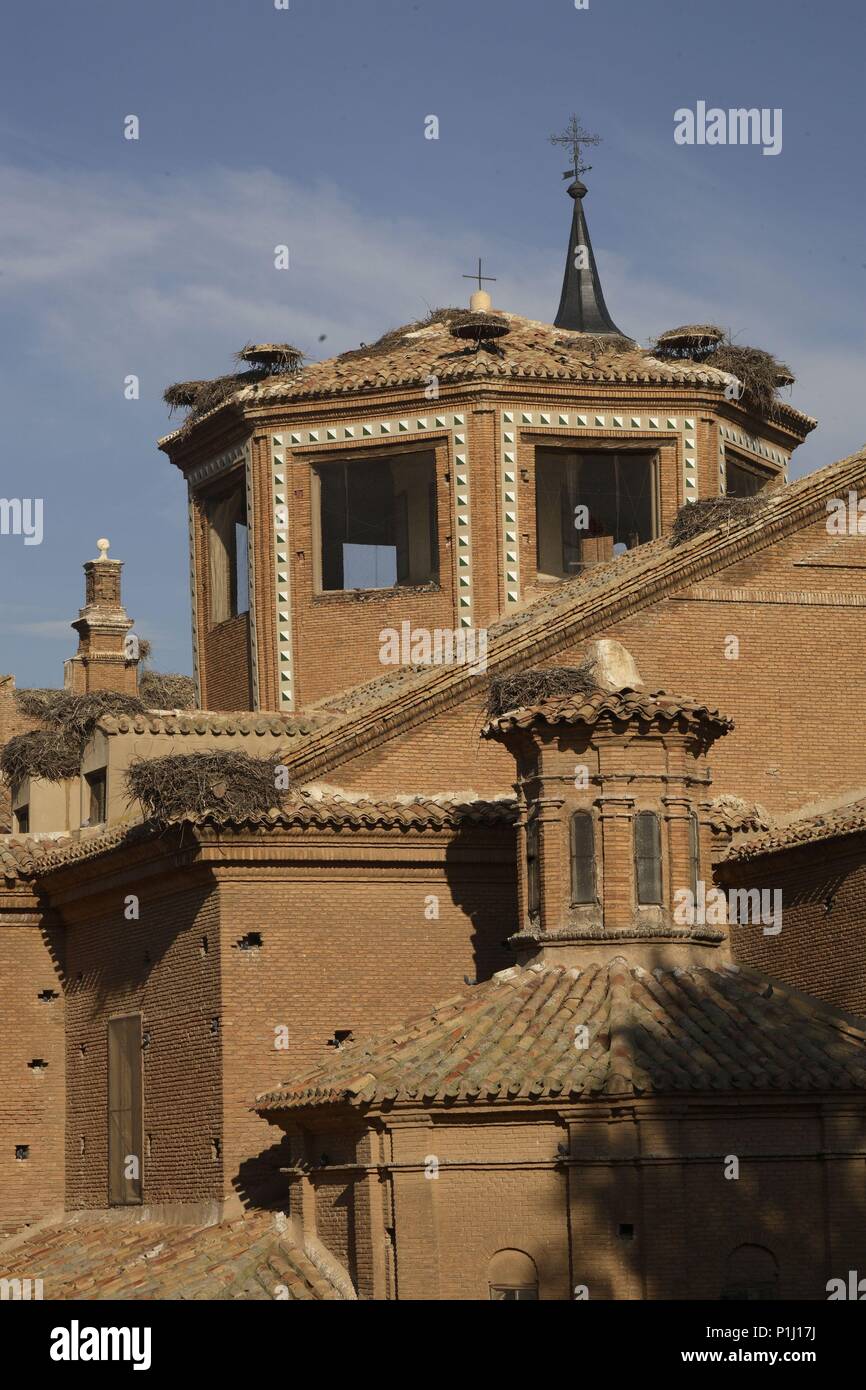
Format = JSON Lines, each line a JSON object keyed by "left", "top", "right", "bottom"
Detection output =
{"left": 96, "top": 538, "right": 110, "bottom": 561}
{"left": 470, "top": 289, "right": 492, "bottom": 313}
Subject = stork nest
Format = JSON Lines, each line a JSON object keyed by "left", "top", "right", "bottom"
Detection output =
{"left": 126, "top": 750, "right": 287, "bottom": 825}
{"left": 670, "top": 493, "right": 769, "bottom": 546}
{"left": 235, "top": 342, "right": 304, "bottom": 373}
{"left": 1, "top": 690, "right": 146, "bottom": 786}
{"left": 449, "top": 313, "right": 510, "bottom": 341}
{"left": 138, "top": 671, "right": 196, "bottom": 710}
{"left": 485, "top": 663, "right": 596, "bottom": 718}
{"left": 651, "top": 324, "right": 725, "bottom": 360}
{"left": 651, "top": 329, "right": 794, "bottom": 415}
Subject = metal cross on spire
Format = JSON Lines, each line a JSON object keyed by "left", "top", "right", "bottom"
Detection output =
{"left": 462, "top": 258, "right": 497, "bottom": 292}
{"left": 549, "top": 114, "right": 601, "bottom": 181}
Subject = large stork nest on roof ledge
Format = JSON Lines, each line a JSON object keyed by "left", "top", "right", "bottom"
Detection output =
{"left": 670, "top": 493, "right": 771, "bottom": 547}
{"left": 485, "top": 664, "right": 597, "bottom": 719}
{"left": 164, "top": 343, "right": 305, "bottom": 437}
{"left": 126, "top": 750, "right": 287, "bottom": 825}
{"left": 137, "top": 671, "right": 196, "bottom": 710}
{"left": 651, "top": 329, "right": 795, "bottom": 418}
{"left": 0, "top": 690, "right": 146, "bottom": 786}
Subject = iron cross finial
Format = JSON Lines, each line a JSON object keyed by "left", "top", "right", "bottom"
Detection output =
{"left": 549, "top": 114, "right": 601, "bottom": 181}
{"left": 462, "top": 257, "right": 497, "bottom": 292}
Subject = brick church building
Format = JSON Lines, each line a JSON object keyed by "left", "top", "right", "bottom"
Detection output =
{"left": 2, "top": 151, "right": 866, "bottom": 1300}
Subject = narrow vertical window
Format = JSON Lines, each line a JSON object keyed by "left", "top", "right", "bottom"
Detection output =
{"left": 570, "top": 811, "right": 596, "bottom": 904}
{"left": 688, "top": 810, "right": 700, "bottom": 898}
{"left": 526, "top": 817, "right": 540, "bottom": 917}
{"left": 635, "top": 811, "right": 662, "bottom": 905}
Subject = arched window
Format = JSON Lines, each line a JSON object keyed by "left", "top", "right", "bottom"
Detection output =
{"left": 525, "top": 817, "right": 540, "bottom": 917}
{"left": 721, "top": 1244, "right": 779, "bottom": 1301}
{"left": 635, "top": 811, "right": 662, "bottom": 905}
{"left": 488, "top": 1249, "right": 539, "bottom": 1301}
{"left": 570, "top": 811, "right": 596, "bottom": 904}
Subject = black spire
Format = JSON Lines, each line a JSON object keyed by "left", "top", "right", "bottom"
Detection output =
{"left": 549, "top": 117, "right": 628, "bottom": 338}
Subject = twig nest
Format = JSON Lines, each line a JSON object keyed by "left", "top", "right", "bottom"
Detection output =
{"left": 236, "top": 343, "right": 304, "bottom": 372}
{"left": 163, "top": 381, "right": 208, "bottom": 412}
{"left": 652, "top": 324, "right": 725, "bottom": 359}
{"left": 449, "top": 313, "right": 511, "bottom": 343}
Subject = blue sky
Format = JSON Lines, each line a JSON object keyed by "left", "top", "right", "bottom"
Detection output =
{"left": 1, "top": 0, "right": 863, "bottom": 686}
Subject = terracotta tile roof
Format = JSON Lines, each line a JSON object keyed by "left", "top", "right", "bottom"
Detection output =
{"left": 0, "top": 833, "right": 71, "bottom": 883}
{"left": 24, "top": 789, "right": 515, "bottom": 879}
{"left": 97, "top": 710, "right": 320, "bottom": 738}
{"left": 255, "top": 957, "right": 866, "bottom": 1111}
{"left": 481, "top": 688, "right": 733, "bottom": 737}
{"left": 725, "top": 796, "right": 866, "bottom": 862}
{"left": 160, "top": 311, "right": 767, "bottom": 448}
{"left": 186, "top": 787, "right": 517, "bottom": 832}
{"left": 0, "top": 1210, "right": 347, "bottom": 1300}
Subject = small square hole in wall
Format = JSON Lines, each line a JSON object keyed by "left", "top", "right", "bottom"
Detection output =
{"left": 27, "top": 1059, "right": 48, "bottom": 1073}
{"left": 211, "top": 1137, "right": 222, "bottom": 1160}
{"left": 200, "top": 935, "right": 209, "bottom": 956}
{"left": 37, "top": 989, "right": 59, "bottom": 1002}
{"left": 210, "top": 1017, "right": 220, "bottom": 1035}
{"left": 618, "top": 1223, "right": 635, "bottom": 1241}
{"left": 235, "top": 932, "right": 262, "bottom": 951}
{"left": 79, "top": 1044, "right": 87, "bottom": 1058}
{"left": 327, "top": 1030, "right": 354, "bottom": 1048}
{"left": 15, "top": 1145, "right": 29, "bottom": 1161}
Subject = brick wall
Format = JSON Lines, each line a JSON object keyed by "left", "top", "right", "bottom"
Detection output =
{"left": 202, "top": 613, "right": 252, "bottom": 711}
{"left": 292, "top": 1099, "right": 866, "bottom": 1300}
{"left": 0, "top": 890, "right": 65, "bottom": 1234}
{"left": 217, "top": 827, "right": 517, "bottom": 1200}
{"left": 62, "top": 878, "right": 223, "bottom": 1209}
{"left": 723, "top": 833, "right": 866, "bottom": 1016}
{"left": 327, "top": 512, "right": 866, "bottom": 820}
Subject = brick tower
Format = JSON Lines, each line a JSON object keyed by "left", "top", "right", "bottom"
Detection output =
{"left": 64, "top": 538, "right": 139, "bottom": 696}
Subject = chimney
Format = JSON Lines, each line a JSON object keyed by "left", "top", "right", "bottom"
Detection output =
{"left": 65, "top": 539, "right": 139, "bottom": 696}
{"left": 482, "top": 644, "right": 734, "bottom": 970}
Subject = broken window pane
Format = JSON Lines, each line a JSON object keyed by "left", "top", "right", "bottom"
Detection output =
{"left": 536, "top": 448, "right": 657, "bottom": 579}
{"left": 318, "top": 452, "right": 438, "bottom": 591}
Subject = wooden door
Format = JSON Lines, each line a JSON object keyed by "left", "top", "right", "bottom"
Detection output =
{"left": 108, "top": 1014, "right": 143, "bottom": 1205}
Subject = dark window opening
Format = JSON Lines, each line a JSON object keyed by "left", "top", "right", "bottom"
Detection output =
{"left": 85, "top": 769, "right": 106, "bottom": 826}
{"left": 536, "top": 448, "right": 657, "bottom": 578}
{"left": 570, "top": 811, "right": 596, "bottom": 904}
{"left": 27, "top": 1059, "right": 48, "bottom": 1071}
{"left": 206, "top": 483, "right": 249, "bottom": 624}
{"left": 725, "top": 452, "right": 775, "bottom": 498}
{"left": 327, "top": 1030, "right": 354, "bottom": 1048}
{"left": 37, "top": 989, "right": 59, "bottom": 1002}
{"left": 317, "top": 451, "right": 438, "bottom": 591}
{"left": 688, "top": 810, "right": 701, "bottom": 898}
{"left": 15, "top": 1145, "right": 29, "bottom": 1161}
{"left": 236, "top": 932, "right": 262, "bottom": 951}
{"left": 14, "top": 805, "right": 29, "bottom": 835}
{"left": 618, "top": 1223, "right": 635, "bottom": 1240}
{"left": 526, "top": 817, "right": 540, "bottom": 918}
{"left": 635, "top": 811, "right": 663, "bottom": 905}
